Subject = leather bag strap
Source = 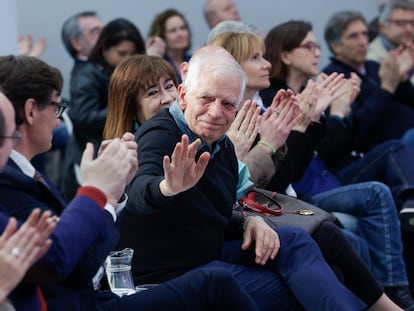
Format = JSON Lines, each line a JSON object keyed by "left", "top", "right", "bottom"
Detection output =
{"left": 239, "top": 190, "right": 283, "bottom": 216}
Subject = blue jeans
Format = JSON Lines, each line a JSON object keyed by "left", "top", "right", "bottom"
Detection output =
{"left": 337, "top": 139, "right": 414, "bottom": 209}
{"left": 313, "top": 182, "right": 408, "bottom": 287}
{"left": 401, "top": 128, "right": 414, "bottom": 150}
{"left": 212, "top": 227, "right": 366, "bottom": 311}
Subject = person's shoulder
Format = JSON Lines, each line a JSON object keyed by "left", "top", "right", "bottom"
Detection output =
{"left": 322, "top": 58, "right": 349, "bottom": 74}
{"left": 365, "top": 59, "right": 380, "bottom": 68}
{"left": 136, "top": 109, "right": 178, "bottom": 138}
{"left": 367, "top": 37, "right": 387, "bottom": 61}
{"left": 368, "top": 36, "right": 383, "bottom": 48}
{"left": 71, "top": 59, "right": 88, "bottom": 79}
{"left": 75, "top": 61, "right": 105, "bottom": 78}
{"left": 0, "top": 160, "right": 25, "bottom": 184}
{"left": 71, "top": 61, "right": 107, "bottom": 91}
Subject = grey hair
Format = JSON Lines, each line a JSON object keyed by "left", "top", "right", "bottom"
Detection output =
{"left": 379, "top": 0, "right": 414, "bottom": 23}
{"left": 207, "top": 21, "right": 255, "bottom": 44}
{"left": 203, "top": 0, "right": 216, "bottom": 24}
{"left": 184, "top": 49, "right": 247, "bottom": 109}
{"left": 324, "top": 10, "right": 366, "bottom": 54}
{"left": 61, "top": 11, "right": 97, "bottom": 59}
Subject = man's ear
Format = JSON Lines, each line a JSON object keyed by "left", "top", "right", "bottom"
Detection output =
{"left": 378, "top": 21, "right": 387, "bottom": 33}
{"left": 70, "top": 37, "right": 82, "bottom": 52}
{"left": 180, "top": 62, "right": 188, "bottom": 81}
{"left": 178, "top": 84, "right": 187, "bottom": 110}
{"left": 207, "top": 15, "right": 216, "bottom": 29}
{"left": 23, "top": 98, "right": 36, "bottom": 125}
{"left": 330, "top": 42, "right": 341, "bottom": 56}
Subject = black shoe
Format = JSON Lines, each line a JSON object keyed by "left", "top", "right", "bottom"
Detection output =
{"left": 385, "top": 285, "right": 414, "bottom": 309}
{"left": 399, "top": 206, "right": 414, "bottom": 232}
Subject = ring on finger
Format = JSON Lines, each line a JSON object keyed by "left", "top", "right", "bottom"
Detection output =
{"left": 272, "top": 110, "right": 280, "bottom": 116}
{"left": 11, "top": 247, "right": 20, "bottom": 258}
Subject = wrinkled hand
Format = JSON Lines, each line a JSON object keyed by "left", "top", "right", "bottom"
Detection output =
{"left": 160, "top": 135, "right": 210, "bottom": 197}
{"left": 81, "top": 138, "right": 136, "bottom": 206}
{"left": 241, "top": 216, "right": 280, "bottom": 265}
{"left": 146, "top": 36, "right": 166, "bottom": 57}
{"left": 0, "top": 208, "right": 56, "bottom": 302}
{"left": 226, "top": 100, "right": 261, "bottom": 160}
{"left": 260, "top": 89, "right": 301, "bottom": 151}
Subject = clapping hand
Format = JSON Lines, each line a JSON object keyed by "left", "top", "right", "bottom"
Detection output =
{"left": 314, "top": 72, "right": 347, "bottom": 117}
{"left": 330, "top": 72, "right": 361, "bottom": 118}
{"left": 226, "top": 100, "right": 261, "bottom": 160}
{"left": 18, "top": 34, "right": 47, "bottom": 58}
{"left": 379, "top": 51, "right": 402, "bottom": 93}
{"left": 82, "top": 137, "right": 137, "bottom": 206}
{"left": 146, "top": 36, "right": 166, "bottom": 58}
{"left": 259, "top": 89, "right": 301, "bottom": 152}
{"left": 0, "top": 208, "right": 56, "bottom": 302}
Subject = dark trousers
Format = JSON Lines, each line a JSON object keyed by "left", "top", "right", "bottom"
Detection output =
{"left": 312, "top": 222, "right": 383, "bottom": 306}
{"left": 213, "top": 226, "right": 366, "bottom": 311}
{"left": 97, "top": 267, "right": 259, "bottom": 311}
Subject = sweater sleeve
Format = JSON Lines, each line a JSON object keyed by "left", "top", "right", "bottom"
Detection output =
{"left": 264, "top": 126, "right": 319, "bottom": 193}
{"left": 126, "top": 116, "right": 179, "bottom": 213}
{"left": 245, "top": 143, "right": 287, "bottom": 188}
{"left": 34, "top": 189, "right": 115, "bottom": 279}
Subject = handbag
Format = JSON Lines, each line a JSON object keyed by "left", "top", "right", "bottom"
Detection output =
{"left": 238, "top": 188, "right": 335, "bottom": 234}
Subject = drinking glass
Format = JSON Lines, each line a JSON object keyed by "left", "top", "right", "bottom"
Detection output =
{"left": 105, "top": 248, "right": 135, "bottom": 297}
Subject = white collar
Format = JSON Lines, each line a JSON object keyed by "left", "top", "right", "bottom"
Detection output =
{"left": 9, "top": 150, "right": 36, "bottom": 178}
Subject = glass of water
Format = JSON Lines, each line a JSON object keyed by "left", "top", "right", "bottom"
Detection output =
{"left": 105, "top": 248, "right": 135, "bottom": 297}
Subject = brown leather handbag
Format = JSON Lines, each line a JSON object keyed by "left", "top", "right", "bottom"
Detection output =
{"left": 238, "top": 188, "right": 335, "bottom": 234}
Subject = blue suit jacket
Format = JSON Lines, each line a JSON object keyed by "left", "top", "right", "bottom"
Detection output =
{"left": 0, "top": 159, "right": 119, "bottom": 311}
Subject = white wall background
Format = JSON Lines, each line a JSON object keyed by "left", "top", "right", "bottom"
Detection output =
{"left": 0, "top": 0, "right": 18, "bottom": 55}
{"left": 15, "top": 0, "right": 378, "bottom": 98}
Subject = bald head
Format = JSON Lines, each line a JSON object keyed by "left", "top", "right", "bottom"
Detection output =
{"left": 204, "top": 0, "right": 241, "bottom": 28}
{"left": 0, "top": 92, "right": 17, "bottom": 169}
{"left": 180, "top": 45, "right": 237, "bottom": 87}
{"left": 207, "top": 20, "right": 254, "bottom": 44}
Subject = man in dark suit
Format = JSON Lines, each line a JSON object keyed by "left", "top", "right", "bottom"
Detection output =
{"left": 0, "top": 55, "right": 262, "bottom": 311}
{"left": 0, "top": 55, "right": 137, "bottom": 310}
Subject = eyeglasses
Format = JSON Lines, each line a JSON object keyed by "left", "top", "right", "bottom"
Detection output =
{"left": 388, "top": 19, "right": 414, "bottom": 27}
{"left": 50, "top": 101, "right": 68, "bottom": 118}
{"left": 296, "top": 42, "right": 321, "bottom": 53}
{"left": 0, "top": 130, "right": 22, "bottom": 147}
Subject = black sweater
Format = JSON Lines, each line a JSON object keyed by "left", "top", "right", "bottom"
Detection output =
{"left": 118, "top": 109, "right": 244, "bottom": 284}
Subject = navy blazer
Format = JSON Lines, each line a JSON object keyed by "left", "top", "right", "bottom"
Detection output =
{"left": 323, "top": 58, "right": 414, "bottom": 152}
{"left": 0, "top": 159, "right": 119, "bottom": 311}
